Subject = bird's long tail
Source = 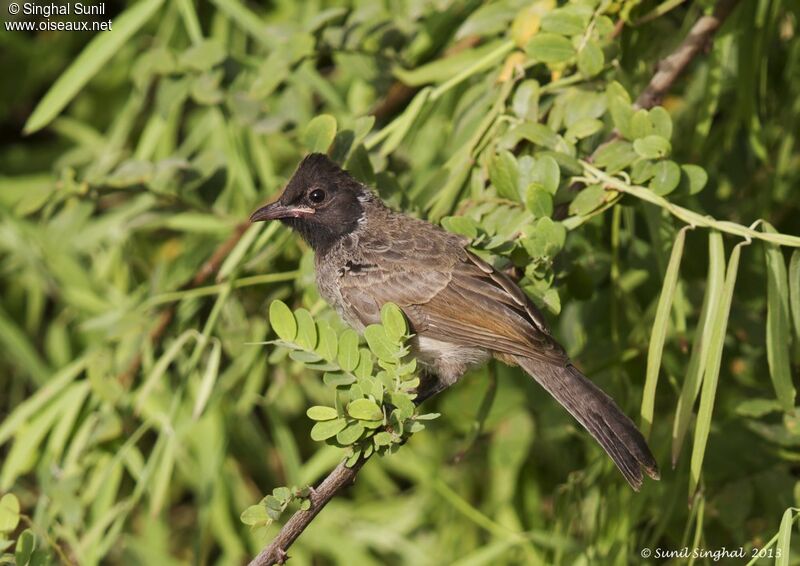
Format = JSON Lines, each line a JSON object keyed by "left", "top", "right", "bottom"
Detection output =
{"left": 515, "top": 356, "right": 660, "bottom": 490}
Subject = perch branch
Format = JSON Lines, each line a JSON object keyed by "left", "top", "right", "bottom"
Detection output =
{"left": 248, "top": 458, "right": 368, "bottom": 566}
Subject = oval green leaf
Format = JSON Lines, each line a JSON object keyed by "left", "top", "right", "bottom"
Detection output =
{"left": 303, "top": 114, "right": 337, "bottom": 153}
{"left": 526, "top": 33, "right": 576, "bottom": 64}
{"left": 269, "top": 300, "right": 296, "bottom": 342}
{"left": 306, "top": 406, "right": 339, "bottom": 421}
{"left": 310, "top": 418, "right": 348, "bottom": 441}
{"left": 649, "top": 160, "right": 681, "bottom": 195}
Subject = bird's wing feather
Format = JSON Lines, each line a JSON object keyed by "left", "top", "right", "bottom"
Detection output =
{"left": 338, "top": 223, "right": 566, "bottom": 365}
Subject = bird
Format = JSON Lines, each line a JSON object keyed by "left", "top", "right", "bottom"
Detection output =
{"left": 250, "top": 152, "right": 660, "bottom": 490}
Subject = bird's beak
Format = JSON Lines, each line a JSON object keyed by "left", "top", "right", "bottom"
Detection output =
{"left": 249, "top": 202, "right": 315, "bottom": 222}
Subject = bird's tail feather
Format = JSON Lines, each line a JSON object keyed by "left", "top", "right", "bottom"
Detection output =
{"left": 515, "top": 356, "right": 659, "bottom": 490}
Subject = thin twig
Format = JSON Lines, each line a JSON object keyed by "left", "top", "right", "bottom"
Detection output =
{"left": 583, "top": 162, "right": 800, "bottom": 247}
{"left": 634, "top": 0, "right": 740, "bottom": 109}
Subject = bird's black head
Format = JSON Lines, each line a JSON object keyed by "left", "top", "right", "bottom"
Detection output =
{"left": 250, "top": 153, "right": 367, "bottom": 252}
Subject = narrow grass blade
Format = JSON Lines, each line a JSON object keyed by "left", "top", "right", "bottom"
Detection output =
{"left": 788, "top": 250, "right": 800, "bottom": 347}
{"left": 134, "top": 330, "right": 197, "bottom": 413}
{"left": 0, "top": 357, "right": 86, "bottom": 445}
{"left": 0, "top": 304, "right": 51, "bottom": 385}
{"left": 193, "top": 339, "right": 222, "bottom": 420}
{"left": 177, "top": 0, "right": 203, "bottom": 44}
{"left": 641, "top": 226, "right": 689, "bottom": 438}
{"left": 763, "top": 223, "right": 796, "bottom": 411}
{"left": 210, "top": 0, "right": 271, "bottom": 46}
{"left": 776, "top": 508, "right": 793, "bottom": 566}
{"left": 671, "top": 232, "right": 725, "bottom": 465}
{"left": 24, "top": 0, "right": 165, "bottom": 134}
{"left": 689, "top": 237, "right": 748, "bottom": 497}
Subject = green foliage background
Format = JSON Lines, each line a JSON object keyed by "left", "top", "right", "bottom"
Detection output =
{"left": 1, "top": 0, "right": 800, "bottom": 564}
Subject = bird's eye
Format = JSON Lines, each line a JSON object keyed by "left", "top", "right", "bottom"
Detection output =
{"left": 308, "top": 189, "right": 326, "bottom": 204}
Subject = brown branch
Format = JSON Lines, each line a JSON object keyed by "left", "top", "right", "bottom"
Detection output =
{"left": 248, "top": 457, "right": 368, "bottom": 566}
{"left": 634, "top": 0, "right": 740, "bottom": 110}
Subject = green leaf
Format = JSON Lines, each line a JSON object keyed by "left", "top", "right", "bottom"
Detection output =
{"left": 521, "top": 217, "right": 566, "bottom": 258}
{"left": 488, "top": 151, "right": 520, "bottom": 201}
{"left": 441, "top": 216, "right": 479, "bottom": 239}
{"left": 569, "top": 184, "right": 606, "bottom": 216}
{"left": 629, "top": 109, "right": 653, "bottom": 139}
{"left": 324, "top": 372, "right": 356, "bottom": 387}
{"left": 533, "top": 155, "right": 560, "bottom": 195}
{"left": 0, "top": 494, "right": 20, "bottom": 533}
{"left": 690, "top": 236, "right": 746, "bottom": 496}
{"left": 347, "top": 399, "right": 383, "bottom": 421}
{"left": 593, "top": 140, "right": 637, "bottom": 173}
{"left": 606, "top": 81, "right": 633, "bottom": 139}
{"left": 355, "top": 348, "right": 374, "bottom": 379}
{"left": 373, "top": 431, "right": 393, "bottom": 447}
{"left": 269, "top": 300, "right": 297, "bottom": 342}
{"left": 336, "top": 422, "right": 365, "bottom": 445}
{"left": 192, "top": 339, "right": 221, "bottom": 420}
{"left": 380, "top": 303, "right": 407, "bottom": 343}
{"left": 633, "top": 135, "right": 671, "bottom": 159}
{"left": 337, "top": 330, "right": 360, "bottom": 372}
{"left": 649, "top": 160, "right": 681, "bottom": 195}
{"left": 306, "top": 406, "right": 339, "bottom": 421}
{"left": 540, "top": 9, "right": 586, "bottom": 36}
{"left": 364, "top": 325, "right": 397, "bottom": 361}
{"left": 649, "top": 106, "right": 673, "bottom": 139}
{"left": 790, "top": 251, "right": 800, "bottom": 343}
{"left": 764, "top": 223, "right": 796, "bottom": 412}
{"left": 577, "top": 40, "right": 604, "bottom": 78}
{"left": 502, "top": 123, "right": 561, "bottom": 151}
{"left": 310, "top": 418, "right": 348, "bottom": 441}
{"left": 394, "top": 40, "right": 507, "bottom": 87}
{"left": 346, "top": 144, "right": 375, "bottom": 184}
{"left": 672, "top": 232, "right": 725, "bottom": 465}
{"left": 288, "top": 350, "right": 323, "bottom": 364}
{"left": 24, "top": 0, "right": 166, "bottom": 134}
{"left": 631, "top": 160, "right": 655, "bottom": 184}
{"left": 316, "top": 321, "right": 338, "bottom": 362}
{"left": 273, "top": 486, "right": 292, "bottom": 502}
{"left": 526, "top": 33, "right": 576, "bottom": 64}
{"left": 240, "top": 504, "right": 269, "bottom": 526}
{"left": 565, "top": 117, "right": 603, "bottom": 142}
{"left": 512, "top": 80, "right": 540, "bottom": 121}
{"left": 525, "top": 184, "right": 553, "bottom": 218}
{"left": 641, "top": 227, "right": 688, "bottom": 439}
{"left": 681, "top": 164, "right": 708, "bottom": 195}
{"left": 14, "top": 529, "right": 35, "bottom": 566}
{"left": 303, "top": 115, "right": 337, "bottom": 153}
{"left": 294, "top": 308, "right": 318, "bottom": 351}
{"left": 179, "top": 40, "right": 226, "bottom": 71}
{"left": 777, "top": 508, "right": 793, "bottom": 566}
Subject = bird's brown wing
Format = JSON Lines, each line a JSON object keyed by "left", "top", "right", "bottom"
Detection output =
{"left": 338, "top": 230, "right": 567, "bottom": 366}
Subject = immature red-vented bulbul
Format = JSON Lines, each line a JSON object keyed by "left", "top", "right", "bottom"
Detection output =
{"left": 251, "top": 153, "right": 660, "bottom": 490}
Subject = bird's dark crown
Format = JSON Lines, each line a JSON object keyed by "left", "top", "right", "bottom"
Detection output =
{"left": 250, "top": 153, "right": 369, "bottom": 252}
